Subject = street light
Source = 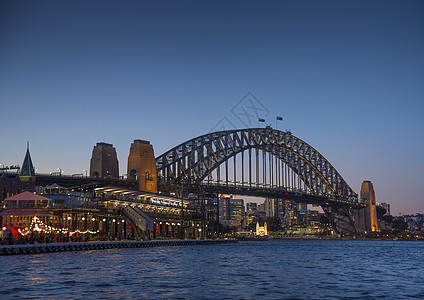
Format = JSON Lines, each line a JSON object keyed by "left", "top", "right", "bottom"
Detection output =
{"left": 57, "top": 168, "right": 62, "bottom": 176}
{"left": 83, "top": 170, "right": 87, "bottom": 177}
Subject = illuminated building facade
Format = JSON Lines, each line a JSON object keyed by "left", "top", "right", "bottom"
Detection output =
{"left": 1, "top": 141, "right": 206, "bottom": 242}
{"left": 256, "top": 221, "right": 267, "bottom": 236}
{"left": 230, "top": 198, "right": 244, "bottom": 228}
{"left": 218, "top": 195, "right": 245, "bottom": 229}
{"left": 218, "top": 194, "right": 232, "bottom": 223}
{"left": 2, "top": 185, "right": 204, "bottom": 241}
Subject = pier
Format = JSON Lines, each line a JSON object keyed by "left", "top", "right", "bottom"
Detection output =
{"left": 0, "top": 239, "right": 237, "bottom": 256}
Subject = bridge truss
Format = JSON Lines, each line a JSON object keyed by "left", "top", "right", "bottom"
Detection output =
{"left": 156, "top": 128, "right": 365, "bottom": 237}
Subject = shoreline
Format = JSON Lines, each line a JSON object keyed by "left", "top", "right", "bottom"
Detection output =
{"left": 0, "top": 239, "right": 237, "bottom": 256}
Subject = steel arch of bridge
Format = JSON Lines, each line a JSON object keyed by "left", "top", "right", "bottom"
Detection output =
{"left": 156, "top": 128, "right": 358, "bottom": 203}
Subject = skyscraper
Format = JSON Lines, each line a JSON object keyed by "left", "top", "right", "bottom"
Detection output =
{"left": 218, "top": 195, "right": 245, "bottom": 229}
{"left": 230, "top": 198, "right": 245, "bottom": 225}
{"left": 264, "top": 198, "right": 277, "bottom": 217}
{"left": 246, "top": 202, "right": 257, "bottom": 215}
{"left": 218, "top": 195, "right": 232, "bottom": 224}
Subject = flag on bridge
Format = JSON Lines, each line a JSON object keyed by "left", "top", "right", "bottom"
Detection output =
{"left": 258, "top": 118, "right": 265, "bottom": 122}
{"left": 276, "top": 116, "right": 283, "bottom": 121}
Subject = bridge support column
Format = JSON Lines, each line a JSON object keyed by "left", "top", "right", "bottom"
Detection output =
{"left": 322, "top": 205, "right": 359, "bottom": 238}
{"left": 128, "top": 140, "right": 157, "bottom": 193}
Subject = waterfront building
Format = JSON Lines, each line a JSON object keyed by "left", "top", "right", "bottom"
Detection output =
{"left": 92, "top": 186, "right": 203, "bottom": 239}
{"left": 0, "top": 141, "right": 206, "bottom": 243}
{"left": 305, "top": 210, "right": 320, "bottom": 228}
{"left": 89, "top": 142, "right": 119, "bottom": 179}
{"left": 1, "top": 185, "right": 204, "bottom": 241}
{"left": 256, "top": 221, "right": 267, "bottom": 236}
{"left": 3, "top": 191, "right": 50, "bottom": 209}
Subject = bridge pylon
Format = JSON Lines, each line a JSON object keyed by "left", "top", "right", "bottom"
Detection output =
{"left": 128, "top": 140, "right": 158, "bottom": 193}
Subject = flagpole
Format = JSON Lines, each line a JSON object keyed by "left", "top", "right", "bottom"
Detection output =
{"left": 258, "top": 117, "right": 266, "bottom": 128}
{"left": 276, "top": 116, "right": 283, "bottom": 131}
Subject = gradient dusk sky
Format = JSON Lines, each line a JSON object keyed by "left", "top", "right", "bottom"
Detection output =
{"left": 1, "top": 1, "right": 423, "bottom": 215}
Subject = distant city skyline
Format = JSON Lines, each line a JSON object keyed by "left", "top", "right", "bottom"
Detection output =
{"left": 1, "top": 1, "right": 423, "bottom": 215}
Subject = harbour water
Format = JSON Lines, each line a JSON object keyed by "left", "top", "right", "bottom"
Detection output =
{"left": 1, "top": 239, "right": 423, "bottom": 299}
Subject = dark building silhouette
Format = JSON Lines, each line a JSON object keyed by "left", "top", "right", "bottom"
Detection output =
{"left": 90, "top": 142, "right": 119, "bottom": 178}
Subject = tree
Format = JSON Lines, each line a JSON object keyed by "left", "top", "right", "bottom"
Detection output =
{"left": 392, "top": 219, "right": 408, "bottom": 231}
{"left": 382, "top": 215, "right": 394, "bottom": 226}
{"left": 265, "top": 217, "right": 282, "bottom": 232}
{"left": 247, "top": 215, "right": 262, "bottom": 232}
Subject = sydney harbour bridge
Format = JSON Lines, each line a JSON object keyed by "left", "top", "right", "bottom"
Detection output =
{"left": 10, "top": 127, "right": 367, "bottom": 238}
{"left": 156, "top": 127, "right": 365, "bottom": 237}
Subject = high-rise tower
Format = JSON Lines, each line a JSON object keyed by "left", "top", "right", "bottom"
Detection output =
{"left": 89, "top": 143, "right": 119, "bottom": 178}
{"left": 127, "top": 140, "right": 157, "bottom": 193}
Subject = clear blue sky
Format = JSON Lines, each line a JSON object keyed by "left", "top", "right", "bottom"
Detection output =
{"left": 1, "top": 1, "right": 423, "bottom": 215}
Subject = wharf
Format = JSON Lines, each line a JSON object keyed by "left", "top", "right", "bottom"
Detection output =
{"left": 0, "top": 239, "right": 237, "bottom": 256}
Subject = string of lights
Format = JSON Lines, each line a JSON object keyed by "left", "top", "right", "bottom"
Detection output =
{"left": 17, "top": 216, "right": 99, "bottom": 236}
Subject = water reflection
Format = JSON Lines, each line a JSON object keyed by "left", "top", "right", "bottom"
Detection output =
{"left": 0, "top": 240, "right": 423, "bottom": 299}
